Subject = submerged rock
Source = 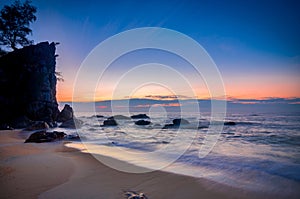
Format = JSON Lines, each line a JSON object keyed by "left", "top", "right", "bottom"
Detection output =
{"left": 172, "top": 118, "right": 189, "bottom": 125}
{"left": 131, "top": 114, "right": 150, "bottom": 119}
{"left": 108, "top": 115, "right": 130, "bottom": 120}
{"left": 135, "top": 120, "right": 151, "bottom": 125}
{"left": 163, "top": 118, "right": 190, "bottom": 129}
{"left": 224, "top": 121, "right": 236, "bottom": 126}
{"left": 25, "top": 130, "right": 66, "bottom": 143}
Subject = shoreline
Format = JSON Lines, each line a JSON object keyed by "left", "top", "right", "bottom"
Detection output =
{"left": 0, "top": 130, "right": 289, "bottom": 199}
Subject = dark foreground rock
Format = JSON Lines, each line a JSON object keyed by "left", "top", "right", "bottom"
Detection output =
{"left": 135, "top": 120, "right": 151, "bottom": 125}
{"left": 25, "top": 130, "right": 66, "bottom": 143}
{"left": 101, "top": 119, "right": 118, "bottom": 127}
{"left": 0, "top": 42, "right": 60, "bottom": 127}
{"left": 131, "top": 114, "right": 150, "bottom": 119}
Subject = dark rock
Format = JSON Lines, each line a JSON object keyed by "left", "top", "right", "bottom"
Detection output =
{"left": 59, "top": 118, "right": 83, "bottom": 129}
{"left": 11, "top": 116, "right": 33, "bottom": 129}
{"left": 224, "top": 121, "right": 236, "bottom": 126}
{"left": 0, "top": 42, "right": 59, "bottom": 126}
{"left": 0, "top": 124, "right": 13, "bottom": 130}
{"left": 95, "top": 115, "right": 104, "bottom": 118}
{"left": 172, "top": 118, "right": 189, "bottom": 125}
{"left": 101, "top": 119, "right": 118, "bottom": 126}
{"left": 25, "top": 130, "right": 66, "bottom": 143}
{"left": 162, "top": 124, "right": 177, "bottom": 129}
{"left": 25, "top": 121, "right": 49, "bottom": 131}
{"left": 108, "top": 115, "right": 131, "bottom": 120}
{"left": 135, "top": 120, "right": 151, "bottom": 125}
{"left": 131, "top": 114, "right": 150, "bottom": 119}
{"left": 56, "top": 104, "right": 73, "bottom": 122}
{"left": 163, "top": 118, "right": 189, "bottom": 129}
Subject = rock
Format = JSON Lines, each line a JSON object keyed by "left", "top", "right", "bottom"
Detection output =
{"left": 108, "top": 115, "right": 131, "bottom": 120}
{"left": 131, "top": 114, "right": 150, "bottom": 119}
{"left": 135, "top": 120, "right": 151, "bottom": 125}
{"left": 59, "top": 118, "right": 83, "bottom": 129}
{"left": 0, "top": 124, "right": 13, "bottom": 130}
{"left": 24, "top": 130, "right": 66, "bottom": 143}
{"left": 95, "top": 115, "right": 104, "bottom": 118}
{"left": 0, "top": 42, "right": 60, "bottom": 127}
{"left": 101, "top": 119, "right": 118, "bottom": 127}
{"left": 224, "top": 121, "right": 236, "bottom": 126}
{"left": 11, "top": 116, "right": 33, "bottom": 129}
{"left": 163, "top": 118, "right": 190, "bottom": 129}
{"left": 172, "top": 118, "right": 189, "bottom": 125}
{"left": 25, "top": 121, "right": 49, "bottom": 131}
{"left": 56, "top": 104, "right": 73, "bottom": 122}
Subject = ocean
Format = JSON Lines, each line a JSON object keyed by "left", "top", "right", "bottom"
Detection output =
{"left": 56, "top": 103, "right": 300, "bottom": 197}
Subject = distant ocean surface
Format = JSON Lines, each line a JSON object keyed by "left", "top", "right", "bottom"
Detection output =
{"left": 57, "top": 106, "right": 300, "bottom": 197}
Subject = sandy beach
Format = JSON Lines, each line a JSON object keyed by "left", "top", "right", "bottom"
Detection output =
{"left": 0, "top": 130, "right": 278, "bottom": 199}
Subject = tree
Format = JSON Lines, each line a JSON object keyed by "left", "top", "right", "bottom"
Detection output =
{"left": 0, "top": 0, "right": 36, "bottom": 51}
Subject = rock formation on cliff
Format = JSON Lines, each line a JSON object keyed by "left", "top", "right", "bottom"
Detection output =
{"left": 0, "top": 42, "right": 60, "bottom": 128}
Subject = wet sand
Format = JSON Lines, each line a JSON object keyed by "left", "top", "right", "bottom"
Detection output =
{"left": 0, "top": 130, "right": 274, "bottom": 199}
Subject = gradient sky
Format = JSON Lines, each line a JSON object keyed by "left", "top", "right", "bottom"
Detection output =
{"left": 1, "top": 0, "right": 299, "bottom": 101}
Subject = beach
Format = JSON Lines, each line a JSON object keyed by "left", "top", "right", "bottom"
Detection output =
{"left": 0, "top": 129, "right": 275, "bottom": 199}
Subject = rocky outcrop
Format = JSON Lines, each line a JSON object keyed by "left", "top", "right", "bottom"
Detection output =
{"left": 0, "top": 42, "right": 59, "bottom": 127}
{"left": 56, "top": 104, "right": 73, "bottom": 122}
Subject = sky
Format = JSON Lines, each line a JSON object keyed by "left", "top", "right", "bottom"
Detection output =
{"left": 1, "top": 0, "right": 299, "bottom": 102}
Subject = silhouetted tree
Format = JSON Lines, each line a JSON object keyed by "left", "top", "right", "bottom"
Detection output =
{"left": 0, "top": 0, "right": 36, "bottom": 51}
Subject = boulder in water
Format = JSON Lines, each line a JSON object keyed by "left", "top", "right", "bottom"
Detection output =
{"left": 131, "top": 114, "right": 150, "bottom": 119}
{"left": 135, "top": 120, "right": 151, "bottom": 125}
{"left": 108, "top": 115, "right": 131, "bottom": 120}
{"left": 224, "top": 121, "right": 236, "bottom": 126}
{"left": 101, "top": 119, "right": 118, "bottom": 127}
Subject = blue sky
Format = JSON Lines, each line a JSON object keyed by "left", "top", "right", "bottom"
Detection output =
{"left": 1, "top": 0, "right": 299, "bottom": 101}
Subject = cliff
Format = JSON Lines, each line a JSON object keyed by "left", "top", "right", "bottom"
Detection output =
{"left": 0, "top": 42, "right": 60, "bottom": 127}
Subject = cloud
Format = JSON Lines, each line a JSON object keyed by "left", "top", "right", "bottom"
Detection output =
{"left": 143, "top": 95, "right": 191, "bottom": 100}
{"left": 227, "top": 97, "right": 300, "bottom": 105}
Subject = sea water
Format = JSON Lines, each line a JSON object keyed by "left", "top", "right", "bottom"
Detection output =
{"left": 58, "top": 110, "right": 300, "bottom": 197}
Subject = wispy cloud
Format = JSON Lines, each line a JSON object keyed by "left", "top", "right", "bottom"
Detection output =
{"left": 143, "top": 95, "right": 191, "bottom": 100}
